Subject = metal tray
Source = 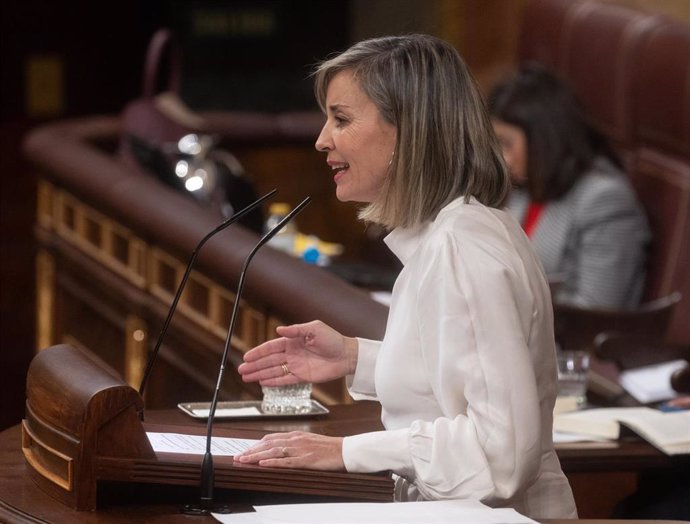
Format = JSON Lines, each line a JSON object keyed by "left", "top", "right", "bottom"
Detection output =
{"left": 177, "top": 400, "right": 330, "bottom": 419}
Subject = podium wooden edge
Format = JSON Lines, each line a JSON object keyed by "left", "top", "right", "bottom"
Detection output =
{"left": 23, "top": 344, "right": 154, "bottom": 509}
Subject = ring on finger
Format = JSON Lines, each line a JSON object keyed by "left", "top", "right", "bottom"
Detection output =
{"left": 281, "top": 363, "right": 290, "bottom": 376}
{"left": 281, "top": 446, "right": 288, "bottom": 457}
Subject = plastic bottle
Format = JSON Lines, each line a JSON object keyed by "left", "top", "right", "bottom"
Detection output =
{"left": 265, "top": 202, "right": 297, "bottom": 254}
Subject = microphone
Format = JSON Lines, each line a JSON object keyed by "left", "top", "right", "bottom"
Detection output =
{"left": 137, "top": 189, "right": 278, "bottom": 408}
{"left": 183, "top": 196, "right": 311, "bottom": 515}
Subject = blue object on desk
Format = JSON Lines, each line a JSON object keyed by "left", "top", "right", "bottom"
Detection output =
{"left": 658, "top": 401, "right": 688, "bottom": 412}
{"left": 302, "top": 246, "right": 320, "bottom": 265}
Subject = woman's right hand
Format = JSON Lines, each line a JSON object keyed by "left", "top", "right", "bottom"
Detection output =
{"left": 237, "top": 320, "right": 358, "bottom": 385}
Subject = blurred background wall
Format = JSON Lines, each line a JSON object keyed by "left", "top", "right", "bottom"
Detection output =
{"left": 1, "top": 0, "right": 688, "bottom": 430}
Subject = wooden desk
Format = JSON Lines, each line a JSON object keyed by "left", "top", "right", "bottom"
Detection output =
{"left": 1, "top": 402, "right": 686, "bottom": 523}
{"left": 556, "top": 438, "right": 688, "bottom": 518}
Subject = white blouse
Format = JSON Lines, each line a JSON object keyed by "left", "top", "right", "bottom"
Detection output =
{"left": 342, "top": 197, "right": 577, "bottom": 519}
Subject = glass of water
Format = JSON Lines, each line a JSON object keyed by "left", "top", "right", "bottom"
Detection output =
{"left": 261, "top": 383, "right": 313, "bottom": 414}
{"left": 556, "top": 350, "right": 590, "bottom": 408}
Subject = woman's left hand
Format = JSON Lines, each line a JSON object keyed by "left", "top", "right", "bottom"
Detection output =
{"left": 235, "top": 431, "right": 345, "bottom": 470}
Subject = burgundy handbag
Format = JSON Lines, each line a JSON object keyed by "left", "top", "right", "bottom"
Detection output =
{"left": 118, "top": 29, "right": 263, "bottom": 232}
{"left": 119, "top": 28, "right": 204, "bottom": 164}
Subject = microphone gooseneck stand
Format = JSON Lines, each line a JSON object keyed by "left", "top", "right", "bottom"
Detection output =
{"left": 137, "top": 189, "right": 277, "bottom": 415}
{"left": 183, "top": 196, "right": 311, "bottom": 515}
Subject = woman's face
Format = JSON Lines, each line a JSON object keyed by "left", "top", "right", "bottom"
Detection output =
{"left": 492, "top": 120, "right": 528, "bottom": 186}
{"left": 315, "top": 70, "right": 397, "bottom": 203}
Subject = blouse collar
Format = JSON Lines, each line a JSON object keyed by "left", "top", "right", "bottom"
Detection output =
{"left": 384, "top": 196, "right": 473, "bottom": 264}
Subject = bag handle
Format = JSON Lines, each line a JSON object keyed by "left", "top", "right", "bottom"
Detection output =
{"left": 142, "top": 28, "right": 182, "bottom": 98}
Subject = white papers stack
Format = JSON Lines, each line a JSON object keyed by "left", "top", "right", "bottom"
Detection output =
{"left": 212, "top": 499, "right": 537, "bottom": 524}
{"left": 618, "top": 359, "right": 687, "bottom": 404}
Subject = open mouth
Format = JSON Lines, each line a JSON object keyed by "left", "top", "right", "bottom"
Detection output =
{"left": 331, "top": 163, "right": 350, "bottom": 174}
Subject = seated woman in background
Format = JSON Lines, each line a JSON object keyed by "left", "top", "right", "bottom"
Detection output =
{"left": 489, "top": 64, "right": 650, "bottom": 309}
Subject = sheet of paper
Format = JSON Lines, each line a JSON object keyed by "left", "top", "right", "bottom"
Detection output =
{"left": 147, "top": 432, "right": 259, "bottom": 456}
{"left": 370, "top": 291, "right": 392, "bottom": 307}
{"left": 191, "top": 407, "right": 261, "bottom": 418}
{"left": 213, "top": 512, "right": 261, "bottom": 523}
{"left": 617, "top": 410, "right": 690, "bottom": 446}
{"left": 619, "top": 359, "right": 686, "bottom": 403}
{"left": 553, "top": 395, "right": 579, "bottom": 415}
{"left": 212, "top": 499, "right": 537, "bottom": 524}
{"left": 553, "top": 430, "right": 611, "bottom": 443}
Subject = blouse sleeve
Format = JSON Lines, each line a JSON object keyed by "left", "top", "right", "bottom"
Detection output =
{"left": 343, "top": 231, "right": 545, "bottom": 503}
{"left": 346, "top": 338, "right": 381, "bottom": 401}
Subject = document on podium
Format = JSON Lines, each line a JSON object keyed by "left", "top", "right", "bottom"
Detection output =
{"left": 213, "top": 499, "right": 537, "bottom": 524}
{"left": 147, "top": 432, "right": 260, "bottom": 456}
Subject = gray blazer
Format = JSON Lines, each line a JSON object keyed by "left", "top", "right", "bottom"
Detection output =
{"left": 507, "top": 158, "right": 650, "bottom": 309}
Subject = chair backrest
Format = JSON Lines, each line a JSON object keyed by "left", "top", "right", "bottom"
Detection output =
{"left": 593, "top": 330, "right": 690, "bottom": 370}
{"left": 630, "top": 150, "right": 690, "bottom": 344}
{"left": 518, "top": 0, "right": 666, "bottom": 152}
{"left": 628, "top": 17, "right": 690, "bottom": 344}
{"left": 554, "top": 292, "right": 681, "bottom": 353}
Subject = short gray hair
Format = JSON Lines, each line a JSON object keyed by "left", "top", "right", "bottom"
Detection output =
{"left": 314, "top": 34, "right": 509, "bottom": 229}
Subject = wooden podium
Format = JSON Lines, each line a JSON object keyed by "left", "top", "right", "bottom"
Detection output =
{"left": 21, "top": 345, "right": 393, "bottom": 511}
